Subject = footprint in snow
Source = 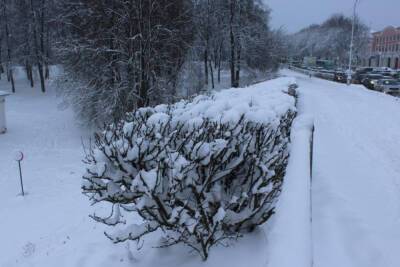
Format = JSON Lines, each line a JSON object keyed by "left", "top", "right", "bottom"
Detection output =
{"left": 22, "top": 242, "right": 36, "bottom": 257}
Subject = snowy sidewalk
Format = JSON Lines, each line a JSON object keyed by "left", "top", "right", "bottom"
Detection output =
{"left": 283, "top": 69, "right": 400, "bottom": 267}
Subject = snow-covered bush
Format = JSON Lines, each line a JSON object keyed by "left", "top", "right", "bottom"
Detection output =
{"left": 83, "top": 83, "right": 296, "bottom": 260}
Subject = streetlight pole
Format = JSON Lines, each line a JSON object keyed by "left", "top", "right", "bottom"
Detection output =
{"left": 347, "top": 0, "right": 360, "bottom": 85}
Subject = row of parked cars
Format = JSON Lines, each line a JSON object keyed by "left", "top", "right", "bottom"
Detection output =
{"left": 294, "top": 65, "right": 400, "bottom": 96}
{"left": 352, "top": 67, "right": 400, "bottom": 96}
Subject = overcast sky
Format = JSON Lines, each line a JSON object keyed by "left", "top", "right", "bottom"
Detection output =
{"left": 265, "top": 0, "right": 400, "bottom": 33}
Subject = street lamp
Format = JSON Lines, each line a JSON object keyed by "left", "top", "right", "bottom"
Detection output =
{"left": 347, "top": 0, "right": 360, "bottom": 85}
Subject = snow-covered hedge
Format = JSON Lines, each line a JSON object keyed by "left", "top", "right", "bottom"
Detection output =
{"left": 83, "top": 80, "right": 296, "bottom": 260}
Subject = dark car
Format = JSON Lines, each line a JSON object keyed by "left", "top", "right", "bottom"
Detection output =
{"left": 362, "top": 74, "right": 385, "bottom": 89}
{"left": 354, "top": 67, "right": 374, "bottom": 83}
{"left": 357, "top": 67, "right": 374, "bottom": 72}
{"left": 390, "top": 72, "right": 400, "bottom": 80}
{"left": 316, "top": 70, "right": 335, "bottom": 80}
{"left": 334, "top": 71, "right": 347, "bottom": 83}
{"left": 373, "top": 70, "right": 395, "bottom": 78}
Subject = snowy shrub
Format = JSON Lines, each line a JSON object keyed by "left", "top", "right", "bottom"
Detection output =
{"left": 83, "top": 86, "right": 296, "bottom": 260}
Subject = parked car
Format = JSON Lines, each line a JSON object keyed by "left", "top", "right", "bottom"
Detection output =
{"left": 374, "top": 67, "right": 394, "bottom": 73}
{"left": 334, "top": 71, "right": 347, "bottom": 83}
{"left": 374, "top": 70, "right": 395, "bottom": 77}
{"left": 375, "top": 79, "right": 400, "bottom": 95}
{"left": 354, "top": 67, "right": 374, "bottom": 83}
{"left": 361, "top": 74, "right": 386, "bottom": 89}
{"left": 392, "top": 71, "right": 400, "bottom": 80}
{"left": 316, "top": 70, "right": 335, "bottom": 80}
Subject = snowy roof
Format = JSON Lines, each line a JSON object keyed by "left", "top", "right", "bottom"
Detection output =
{"left": 0, "top": 91, "right": 10, "bottom": 97}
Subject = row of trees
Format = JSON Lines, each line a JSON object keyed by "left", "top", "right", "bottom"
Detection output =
{"left": 286, "top": 14, "right": 370, "bottom": 66}
{"left": 192, "top": 0, "right": 282, "bottom": 89}
{"left": 0, "top": 0, "right": 53, "bottom": 93}
{"left": 57, "top": 0, "right": 196, "bottom": 121}
{"left": 0, "top": 0, "right": 284, "bottom": 123}
{"left": 58, "top": 0, "right": 284, "bottom": 123}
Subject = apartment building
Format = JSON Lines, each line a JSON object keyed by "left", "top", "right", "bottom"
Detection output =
{"left": 368, "top": 26, "right": 400, "bottom": 69}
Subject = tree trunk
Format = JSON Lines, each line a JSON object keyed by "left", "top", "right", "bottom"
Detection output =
{"left": 0, "top": 37, "right": 3, "bottom": 79}
{"left": 138, "top": 56, "right": 149, "bottom": 108}
{"left": 37, "top": 63, "right": 46, "bottom": 93}
{"left": 29, "top": 66, "right": 34, "bottom": 88}
{"left": 30, "top": 0, "right": 46, "bottom": 93}
{"left": 26, "top": 63, "right": 34, "bottom": 88}
{"left": 2, "top": 0, "right": 15, "bottom": 93}
{"left": 204, "top": 49, "right": 208, "bottom": 86}
{"left": 137, "top": 0, "right": 150, "bottom": 108}
{"left": 229, "top": 0, "right": 237, "bottom": 88}
{"left": 6, "top": 67, "right": 10, "bottom": 82}
{"left": 235, "top": 43, "right": 241, "bottom": 87}
{"left": 217, "top": 42, "right": 222, "bottom": 84}
{"left": 214, "top": 47, "right": 218, "bottom": 69}
{"left": 209, "top": 60, "right": 214, "bottom": 89}
{"left": 45, "top": 25, "right": 50, "bottom": 79}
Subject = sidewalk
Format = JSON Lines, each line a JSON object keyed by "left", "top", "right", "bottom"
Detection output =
{"left": 284, "top": 69, "right": 400, "bottom": 267}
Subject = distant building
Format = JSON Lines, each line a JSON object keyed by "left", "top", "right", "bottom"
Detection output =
{"left": 367, "top": 26, "right": 400, "bottom": 69}
{"left": 303, "top": 57, "right": 335, "bottom": 69}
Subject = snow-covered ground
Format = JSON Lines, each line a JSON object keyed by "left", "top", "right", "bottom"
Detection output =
{"left": 3, "top": 68, "right": 400, "bottom": 267}
{"left": 282, "top": 69, "right": 400, "bottom": 267}
{"left": 0, "top": 73, "right": 295, "bottom": 267}
{"left": 266, "top": 114, "right": 314, "bottom": 267}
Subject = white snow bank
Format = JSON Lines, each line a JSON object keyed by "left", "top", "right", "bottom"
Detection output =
{"left": 267, "top": 114, "right": 315, "bottom": 267}
{"left": 148, "top": 76, "right": 297, "bottom": 127}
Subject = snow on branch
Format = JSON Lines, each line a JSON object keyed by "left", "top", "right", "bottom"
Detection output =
{"left": 83, "top": 79, "right": 296, "bottom": 260}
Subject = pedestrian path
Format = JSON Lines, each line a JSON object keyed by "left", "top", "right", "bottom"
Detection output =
{"left": 285, "top": 69, "right": 400, "bottom": 267}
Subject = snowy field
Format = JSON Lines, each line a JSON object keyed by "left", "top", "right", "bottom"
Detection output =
{"left": 0, "top": 73, "right": 296, "bottom": 267}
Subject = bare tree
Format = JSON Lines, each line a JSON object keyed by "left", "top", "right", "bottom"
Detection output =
{"left": 56, "top": 0, "right": 193, "bottom": 123}
{"left": 30, "top": 0, "right": 46, "bottom": 92}
{"left": 2, "top": 0, "right": 15, "bottom": 92}
{"left": 288, "top": 14, "right": 369, "bottom": 66}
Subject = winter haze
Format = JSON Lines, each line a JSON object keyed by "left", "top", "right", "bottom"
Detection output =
{"left": 266, "top": 0, "right": 400, "bottom": 32}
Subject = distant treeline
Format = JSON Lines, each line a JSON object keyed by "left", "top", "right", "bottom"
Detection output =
{"left": 287, "top": 14, "right": 370, "bottom": 66}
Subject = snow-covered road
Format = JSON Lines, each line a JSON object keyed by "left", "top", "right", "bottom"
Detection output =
{"left": 283, "top": 70, "right": 400, "bottom": 267}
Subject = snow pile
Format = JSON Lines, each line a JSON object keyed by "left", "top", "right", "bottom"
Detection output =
{"left": 267, "top": 114, "right": 314, "bottom": 267}
{"left": 83, "top": 77, "right": 297, "bottom": 260}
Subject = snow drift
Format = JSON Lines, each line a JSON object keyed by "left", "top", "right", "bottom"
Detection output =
{"left": 267, "top": 114, "right": 315, "bottom": 267}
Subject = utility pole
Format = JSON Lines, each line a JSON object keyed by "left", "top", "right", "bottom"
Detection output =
{"left": 347, "top": 0, "right": 360, "bottom": 85}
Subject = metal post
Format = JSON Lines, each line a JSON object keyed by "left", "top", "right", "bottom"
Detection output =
{"left": 310, "top": 125, "right": 315, "bottom": 180}
{"left": 347, "top": 0, "right": 360, "bottom": 85}
{"left": 309, "top": 124, "right": 315, "bottom": 267}
{"left": 18, "top": 160, "right": 25, "bottom": 196}
{"left": 15, "top": 151, "right": 25, "bottom": 196}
